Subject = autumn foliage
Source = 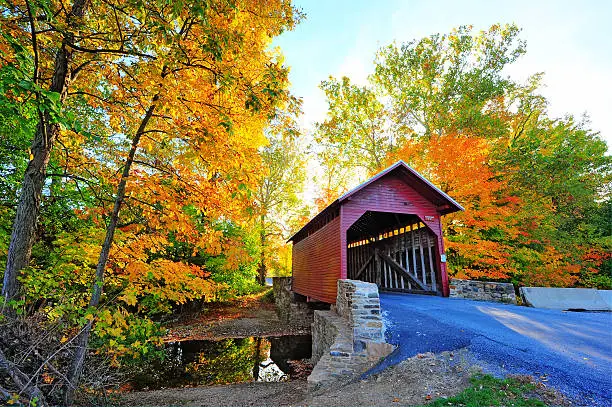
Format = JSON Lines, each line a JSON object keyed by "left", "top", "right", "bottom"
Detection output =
{"left": 315, "top": 24, "right": 611, "bottom": 289}
{"left": 389, "top": 133, "right": 520, "bottom": 281}
{"left": 0, "top": 0, "right": 303, "bottom": 404}
{"left": 0, "top": 9, "right": 610, "bottom": 406}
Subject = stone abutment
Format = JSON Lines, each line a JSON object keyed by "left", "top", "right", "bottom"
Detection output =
{"left": 308, "top": 279, "right": 394, "bottom": 391}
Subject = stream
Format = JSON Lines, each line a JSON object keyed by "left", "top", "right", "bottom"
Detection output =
{"left": 130, "top": 335, "right": 312, "bottom": 390}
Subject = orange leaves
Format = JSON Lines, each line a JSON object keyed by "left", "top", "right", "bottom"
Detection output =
{"left": 387, "top": 133, "right": 524, "bottom": 281}
{"left": 392, "top": 133, "right": 500, "bottom": 201}
{"left": 582, "top": 248, "right": 612, "bottom": 264}
{"left": 447, "top": 238, "right": 513, "bottom": 280}
{"left": 113, "top": 258, "right": 217, "bottom": 313}
{"left": 517, "top": 246, "right": 579, "bottom": 287}
{"left": 315, "top": 186, "right": 342, "bottom": 212}
{"left": 223, "top": 243, "right": 251, "bottom": 271}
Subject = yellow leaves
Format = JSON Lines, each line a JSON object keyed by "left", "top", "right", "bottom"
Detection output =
{"left": 204, "top": 230, "right": 224, "bottom": 256}
{"left": 109, "top": 251, "right": 219, "bottom": 313}
{"left": 223, "top": 244, "right": 251, "bottom": 271}
{"left": 120, "top": 291, "right": 138, "bottom": 306}
{"left": 106, "top": 327, "right": 123, "bottom": 338}
{"left": 100, "top": 309, "right": 114, "bottom": 325}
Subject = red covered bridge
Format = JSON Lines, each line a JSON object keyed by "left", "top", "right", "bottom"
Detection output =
{"left": 288, "top": 161, "right": 464, "bottom": 303}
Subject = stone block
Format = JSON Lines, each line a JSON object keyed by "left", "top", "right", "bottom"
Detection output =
{"left": 449, "top": 278, "right": 517, "bottom": 304}
{"left": 520, "top": 287, "right": 612, "bottom": 310}
{"left": 364, "top": 341, "right": 395, "bottom": 360}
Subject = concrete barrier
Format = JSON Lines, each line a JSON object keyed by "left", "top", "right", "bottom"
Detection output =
{"left": 598, "top": 290, "right": 612, "bottom": 309}
{"left": 520, "top": 287, "right": 612, "bottom": 311}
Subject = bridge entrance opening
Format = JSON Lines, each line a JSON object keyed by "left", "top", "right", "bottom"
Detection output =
{"left": 347, "top": 211, "right": 440, "bottom": 295}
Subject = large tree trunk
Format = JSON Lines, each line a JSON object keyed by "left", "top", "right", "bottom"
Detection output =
{"left": 258, "top": 214, "right": 266, "bottom": 285}
{"left": 63, "top": 98, "right": 158, "bottom": 406}
{"left": 2, "top": 0, "right": 90, "bottom": 307}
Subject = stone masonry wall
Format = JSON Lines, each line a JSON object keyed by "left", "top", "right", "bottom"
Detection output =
{"left": 272, "top": 277, "right": 314, "bottom": 327}
{"left": 335, "top": 280, "right": 385, "bottom": 346}
{"left": 311, "top": 311, "right": 341, "bottom": 365}
{"left": 449, "top": 278, "right": 517, "bottom": 304}
{"left": 308, "top": 280, "right": 394, "bottom": 391}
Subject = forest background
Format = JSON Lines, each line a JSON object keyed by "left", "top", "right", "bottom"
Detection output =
{"left": 0, "top": 0, "right": 610, "bottom": 406}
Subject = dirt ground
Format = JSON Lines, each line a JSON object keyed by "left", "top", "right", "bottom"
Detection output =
{"left": 118, "top": 350, "right": 474, "bottom": 406}
{"left": 117, "top": 349, "right": 568, "bottom": 407}
{"left": 117, "top": 380, "right": 307, "bottom": 407}
{"left": 164, "top": 292, "right": 310, "bottom": 341}
{"left": 308, "top": 350, "right": 475, "bottom": 407}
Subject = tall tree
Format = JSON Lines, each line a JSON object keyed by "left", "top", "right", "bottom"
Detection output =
{"left": 373, "top": 24, "right": 525, "bottom": 140}
{"left": 1, "top": 0, "right": 90, "bottom": 306}
{"left": 253, "top": 109, "right": 306, "bottom": 284}
{"left": 1, "top": 0, "right": 300, "bottom": 404}
{"left": 497, "top": 115, "right": 612, "bottom": 286}
{"left": 0, "top": 62, "right": 35, "bottom": 256}
{"left": 1, "top": 0, "right": 199, "bottom": 305}
{"left": 59, "top": 0, "right": 300, "bottom": 402}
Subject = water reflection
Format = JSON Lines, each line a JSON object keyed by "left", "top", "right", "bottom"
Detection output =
{"left": 131, "top": 335, "right": 311, "bottom": 390}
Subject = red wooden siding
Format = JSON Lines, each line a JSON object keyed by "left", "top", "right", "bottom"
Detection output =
{"left": 339, "top": 173, "right": 450, "bottom": 296}
{"left": 290, "top": 161, "right": 462, "bottom": 303}
{"left": 291, "top": 216, "right": 341, "bottom": 303}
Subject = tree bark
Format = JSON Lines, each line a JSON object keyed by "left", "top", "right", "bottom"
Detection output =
{"left": 2, "top": 0, "right": 90, "bottom": 307}
{"left": 257, "top": 214, "right": 266, "bottom": 285}
{"left": 63, "top": 97, "right": 158, "bottom": 405}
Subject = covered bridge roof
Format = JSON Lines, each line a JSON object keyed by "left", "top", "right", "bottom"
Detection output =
{"left": 288, "top": 160, "right": 464, "bottom": 244}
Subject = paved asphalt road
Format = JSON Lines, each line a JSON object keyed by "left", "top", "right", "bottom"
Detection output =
{"left": 373, "top": 293, "right": 612, "bottom": 407}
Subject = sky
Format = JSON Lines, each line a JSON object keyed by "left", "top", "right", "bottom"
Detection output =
{"left": 273, "top": 0, "right": 612, "bottom": 150}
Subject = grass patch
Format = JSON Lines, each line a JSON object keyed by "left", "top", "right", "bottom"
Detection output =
{"left": 425, "top": 374, "right": 548, "bottom": 407}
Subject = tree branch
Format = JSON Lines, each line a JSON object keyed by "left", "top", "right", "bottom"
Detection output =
{"left": 66, "top": 42, "right": 156, "bottom": 60}
{"left": 0, "top": 348, "right": 48, "bottom": 407}
{"left": 25, "top": 0, "right": 39, "bottom": 85}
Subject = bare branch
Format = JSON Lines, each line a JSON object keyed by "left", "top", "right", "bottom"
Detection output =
{"left": 0, "top": 348, "right": 48, "bottom": 407}
{"left": 66, "top": 42, "right": 157, "bottom": 60}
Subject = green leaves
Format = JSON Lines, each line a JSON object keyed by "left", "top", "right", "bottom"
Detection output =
{"left": 315, "top": 76, "right": 391, "bottom": 176}
{"left": 373, "top": 24, "right": 525, "bottom": 140}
